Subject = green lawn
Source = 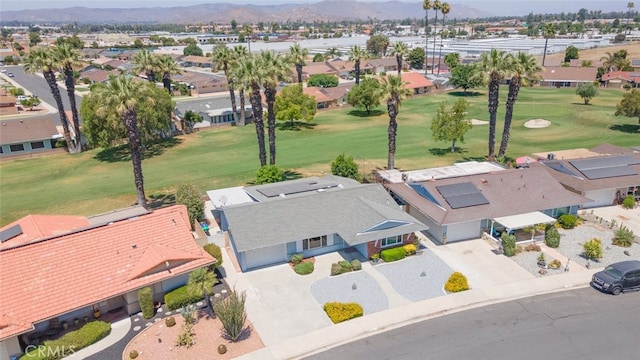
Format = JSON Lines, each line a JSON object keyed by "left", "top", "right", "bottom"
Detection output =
{"left": 1, "top": 87, "right": 637, "bottom": 226}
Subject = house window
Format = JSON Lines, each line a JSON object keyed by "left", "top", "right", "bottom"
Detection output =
{"left": 381, "top": 235, "right": 402, "bottom": 247}
{"left": 31, "top": 141, "right": 45, "bottom": 149}
{"left": 303, "top": 235, "right": 327, "bottom": 250}
{"left": 9, "top": 144, "right": 25, "bottom": 152}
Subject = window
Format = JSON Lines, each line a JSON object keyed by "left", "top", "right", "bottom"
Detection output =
{"left": 381, "top": 235, "right": 402, "bottom": 247}
{"left": 9, "top": 144, "right": 25, "bottom": 152}
{"left": 31, "top": 141, "right": 45, "bottom": 149}
{"left": 303, "top": 235, "right": 327, "bottom": 250}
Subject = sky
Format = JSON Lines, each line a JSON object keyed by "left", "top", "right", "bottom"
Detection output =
{"left": 0, "top": 0, "right": 631, "bottom": 16}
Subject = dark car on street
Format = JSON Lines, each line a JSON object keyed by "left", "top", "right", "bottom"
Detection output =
{"left": 591, "top": 260, "right": 640, "bottom": 295}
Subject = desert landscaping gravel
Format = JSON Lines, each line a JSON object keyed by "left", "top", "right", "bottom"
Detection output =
{"left": 310, "top": 271, "right": 389, "bottom": 315}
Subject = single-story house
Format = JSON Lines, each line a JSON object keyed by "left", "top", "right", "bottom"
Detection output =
{"left": 79, "top": 68, "right": 118, "bottom": 84}
{"left": 303, "top": 83, "right": 352, "bottom": 109}
{"left": 0, "top": 205, "right": 214, "bottom": 358}
{"left": 365, "top": 57, "right": 406, "bottom": 74}
{"left": 539, "top": 66, "right": 598, "bottom": 88}
{"left": 601, "top": 71, "right": 640, "bottom": 88}
{"left": 0, "top": 115, "right": 61, "bottom": 157}
{"left": 173, "top": 71, "right": 228, "bottom": 95}
{"left": 631, "top": 59, "right": 640, "bottom": 71}
{"left": 180, "top": 55, "right": 212, "bottom": 68}
{"left": 299, "top": 61, "right": 339, "bottom": 81}
{"left": 533, "top": 144, "right": 640, "bottom": 208}
{"left": 386, "top": 164, "right": 590, "bottom": 244}
{"left": 211, "top": 175, "right": 427, "bottom": 271}
{"left": 0, "top": 90, "right": 18, "bottom": 116}
{"left": 401, "top": 72, "right": 436, "bottom": 94}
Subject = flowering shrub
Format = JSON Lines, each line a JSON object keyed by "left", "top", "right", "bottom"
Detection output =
{"left": 323, "top": 302, "right": 364, "bottom": 324}
{"left": 444, "top": 272, "right": 469, "bottom": 293}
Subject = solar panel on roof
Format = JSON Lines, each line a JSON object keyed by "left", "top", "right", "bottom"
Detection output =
{"left": 0, "top": 224, "right": 22, "bottom": 243}
{"left": 570, "top": 155, "right": 639, "bottom": 171}
{"left": 445, "top": 193, "right": 490, "bottom": 209}
{"left": 436, "top": 182, "right": 479, "bottom": 197}
{"left": 544, "top": 161, "right": 579, "bottom": 177}
{"left": 580, "top": 166, "right": 638, "bottom": 180}
{"left": 257, "top": 181, "right": 338, "bottom": 197}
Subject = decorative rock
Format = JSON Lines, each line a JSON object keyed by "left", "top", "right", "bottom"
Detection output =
{"left": 133, "top": 326, "right": 141, "bottom": 331}
{"left": 538, "top": 269, "right": 547, "bottom": 275}
{"left": 214, "top": 293, "right": 221, "bottom": 298}
{"left": 145, "top": 322, "right": 152, "bottom": 327}
{"left": 165, "top": 311, "right": 172, "bottom": 315}
{"left": 133, "top": 318, "right": 140, "bottom": 322}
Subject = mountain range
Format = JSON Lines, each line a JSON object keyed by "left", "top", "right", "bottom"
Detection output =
{"left": 0, "top": 1, "right": 493, "bottom": 24}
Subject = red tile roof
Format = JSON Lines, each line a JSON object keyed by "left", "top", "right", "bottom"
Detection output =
{"left": 0, "top": 205, "right": 214, "bottom": 340}
{"left": 401, "top": 72, "right": 435, "bottom": 89}
{"left": 0, "top": 214, "right": 90, "bottom": 250}
{"left": 601, "top": 71, "right": 640, "bottom": 82}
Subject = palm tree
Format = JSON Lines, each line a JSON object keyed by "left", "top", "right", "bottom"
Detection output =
{"left": 600, "top": 52, "right": 617, "bottom": 72}
{"left": 132, "top": 49, "right": 157, "bottom": 82}
{"left": 288, "top": 43, "right": 309, "bottom": 86}
{"left": 55, "top": 43, "right": 82, "bottom": 152}
{"left": 24, "top": 47, "right": 73, "bottom": 153}
{"left": 381, "top": 75, "right": 410, "bottom": 170}
{"left": 156, "top": 54, "right": 181, "bottom": 93}
{"left": 94, "top": 75, "right": 156, "bottom": 206}
{"left": 348, "top": 45, "right": 367, "bottom": 85}
{"left": 437, "top": 2, "right": 451, "bottom": 73}
{"left": 236, "top": 55, "right": 267, "bottom": 166}
{"left": 423, "top": 0, "right": 433, "bottom": 74}
{"left": 212, "top": 44, "right": 240, "bottom": 125}
{"left": 324, "top": 47, "right": 342, "bottom": 60}
{"left": 187, "top": 268, "right": 217, "bottom": 316}
{"left": 231, "top": 45, "right": 249, "bottom": 126}
{"left": 541, "top": 23, "right": 556, "bottom": 66}
{"left": 498, "top": 52, "right": 542, "bottom": 158}
{"left": 243, "top": 24, "right": 253, "bottom": 52}
{"left": 478, "top": 49, "right": 508, "bottom": 161}
{"left": 431, "top": 0, "right": 442, "bottom": 74}
{"left": 628, "top": 2, "right": 635, "bottom": 33}
{"left": 389, "top": 41, "right": 409, "bottom": 76}
{"left": 259, "top": 50, "right": 291, "bottom": 165}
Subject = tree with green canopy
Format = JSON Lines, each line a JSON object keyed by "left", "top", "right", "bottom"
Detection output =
{"left": 274, "top": 84, "right": 316, "bottom": 126}
{"left": 431, "top": 99, "right": 472, "bottom": 153}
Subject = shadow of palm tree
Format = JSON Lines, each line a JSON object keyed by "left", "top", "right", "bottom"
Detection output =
{"left": 347, "top": 109, "right": 385, "bottom": 117}
{"left": 609, "top": 124, "right": 640, "bottom": 133}
{"left": 448, "top": 91, "right": 481, "bottom": 97}
{"left": 429, "top": 147, "right": 469, "bottom": 156}
{"left": 283, "top": 170, "right": 302, "bottom": 181}
{"left": 147, "top": 193, "right": 176, "bottom": 209}
{"left": 94, "top": 138, "right": 182, "bottom": 162}
{"left": 276, "top": 121, "right": 317, "bottom": 131}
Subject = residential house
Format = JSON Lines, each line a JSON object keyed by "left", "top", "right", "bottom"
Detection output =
{"left": 539, "top": 66, "right": 597, "bottom": 88}
{"left": 631, "top": 59, "right": 640, "bottom": 71}
{"left": 0, "top": 89, "right": 18, "bottom": 116}
{"left": 401, "top": 72, "right": 436, "bottom": 95}
{"left": 0, "top": 205, "right": 214, "bottom": 358}
{"left": 304, "top": 83, "right": 352, "bottom": 109}
{"left": 384, "top": 162, "right": 589, "bottom": 244}
{"left": 365, "top": 57, "right": 406, "bottom": 74}
{"left": 79, "top": 68, "right": 118, "bottom": 84}
{"left": 533, "top": 144, "right": 640, "bottom": 208}
{"left": 173, "top": 71, "right": 228, "bottom": 95}
{"left": 299, "top": 61, "right": 339, "bottom": 82}
{"left": 0, "top": 115, "right": 61, "bottom": 157}
{"left": 180, "top": 55, "right": 212, "bottom": 68}
{"left": 601, "top": 71, "right": 640, "bottom": 88}
{"left": 79, "top": 48, "right": 104, "bottom": 60}
{"left": 208, "top": 175, "right": 427, "bottom": 271}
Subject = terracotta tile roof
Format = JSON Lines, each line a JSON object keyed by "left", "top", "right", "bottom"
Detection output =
{"left": 401, "top": 72, "right": 435, "bottom": 89}
{"left": 0, "top": 215, "right": 90, "bottom": 250}
{"left": 304, "top": 87, "right": 333, "bottom": 103}
{"left": 602, "top": 71, "right": 640, "bottom": 82}
{"left": 0, "top": 205, "right": 214, "bottom": 340}
{"left": 0, "top": 115, "right": 59, "bottom": 145}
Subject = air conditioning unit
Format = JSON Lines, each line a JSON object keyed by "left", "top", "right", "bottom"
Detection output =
{"left": 401, "top": 173, "right": 408, "bottom": 182}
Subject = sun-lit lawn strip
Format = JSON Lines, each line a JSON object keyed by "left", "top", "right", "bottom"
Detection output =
{"left": 0, "top": 87, "right": 637, "bottom": 225}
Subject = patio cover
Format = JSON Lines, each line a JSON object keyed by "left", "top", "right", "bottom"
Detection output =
{"left": 493, "top": 211, "right": 556, "bottom": 230}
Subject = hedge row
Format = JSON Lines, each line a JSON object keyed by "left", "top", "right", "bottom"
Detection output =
{"left": 330, "top": 259, "right": 361, "bottom": 276}
{"left": 137, "top": 286, "right": 154, "bottom": 319}
{"left": 20, "top": 321, "right": 111, "bottom": 360}
{"left": 323, "top": 302, "right": 364, "bottom": 324}
{"left": 164, "top": 284, "right": 202, "bottom": 311}
{"left": 380, "top": 246, "right": 406, "bottom": 262}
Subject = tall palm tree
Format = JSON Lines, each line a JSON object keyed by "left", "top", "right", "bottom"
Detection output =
{"left": 24, "top": 47, "right": 73, "bottom": 153}
{"left": 232, "top": 45, "right": 249, "bottom": 126}
{"left": 478, "top": 49, "right": 508, "bottom": 161}
{"left": 212, "top": 44, "right": 240, "bottom": 125}
{"left": 628, "top": 2, "right": 635, "bottom": 33}
{"left": 236, "top": 55, "right": 267, "bottom": 166}
{"left": 437, "top": 2, "right": 451, "bottom": 73}
{"left": 156, "top": 54, "right": 181, "bottom": 93}
{"left": 348, "top": 45, "right": 367, "bottom": 85}
{"left": 243, "top": 24, "right": 253, "bottom": 52}
{"left": 259, "top": 50, "right": 291, "bottom": 165}
{"left": 498, "top": 52, "right": 542, "bottom": 158}
{"left": 389, "top": 41, "right": 409, "bottom": 76}
{"left": 431, "top": 0, "right": 442, "bottom": 74}
{"left": 423, "top": 0, "right": 433, "bottom": 74}
{"left": 187, "top": 268, "right": 217, "bottom": 316}
{"left": 94, "top": 75, "right": 156, "bottom": 206}
{"left": 55, "top": 43, "right": 83, "bottom": 152}
{"left": 381, "top": 75, "right": 410, "bottom": 170}
{"left": 132, "top": 49, "right": 157, "bottom": 82}
{"left": 324, "top": 47, "right": 342, "bottom": 60}
{"left": 288, "top": 43, "right": 309, "bottom": 86}
{"left": 541, "top": 23, "right": 556, "bottom": 66}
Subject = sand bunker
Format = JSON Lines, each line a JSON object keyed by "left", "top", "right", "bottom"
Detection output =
{"left": 524, "top": 119, "right": 551, "bottom": 128}
{"left": 471, "top": 119, "right": 489, "bottom": 125}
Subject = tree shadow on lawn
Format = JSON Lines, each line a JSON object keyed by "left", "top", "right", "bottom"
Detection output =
{"left": 283, "top": 170, "right": 303, "bottom": 181}
{"left": 147, "top": 193, "right": 176, "bottom": 209}
{"left": 94, "top": 138, "right": 182, "bottom": 163}
{"left": 448, "top": 91, "right": 483, "bottom": 97}
{"left": 276, "top": 121, "right": 317, "bottom": 131}
{"left": 609, "top": 124, "right": 640, "bottom": 133}
{"left": 347, "top": 109, "right": 385, "bottom": 117}
{"left": 428, "top": 147, "right": 469, "bottom": 156}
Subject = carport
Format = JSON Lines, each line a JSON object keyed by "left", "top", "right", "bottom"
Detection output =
{"left": 491, "top": 211, "right": 556, "bottom": 242}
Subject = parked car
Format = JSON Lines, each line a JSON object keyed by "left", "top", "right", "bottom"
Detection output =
{"left": 7, "top": 72, "right": 14, "bottom": 77}
{"left": 591, "top": 260, "right": 640, "bottom": 295}
{"left": 17, "top": 95, "right": 28, "bottom": 102}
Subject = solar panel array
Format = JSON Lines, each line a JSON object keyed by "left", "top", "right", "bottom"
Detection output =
{"left": 569, "top": 155, "right": 640, "bottom": 180}
{"left": 257, "top": 181, "right": 338, "bottom": 197}
{"left": 436, "top": 182, "right": 489, "bottom": 209}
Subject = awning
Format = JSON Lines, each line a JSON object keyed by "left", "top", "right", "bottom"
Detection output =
{"left": 493, "top": 211, "right": 556, "bottom": 230}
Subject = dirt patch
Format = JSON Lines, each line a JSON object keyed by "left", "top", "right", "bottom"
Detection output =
{"left": 524, "top": 119, "right": 551, "bottom": 128}
{"left": 470, "top": 119, "right": 489, "bottom": 125}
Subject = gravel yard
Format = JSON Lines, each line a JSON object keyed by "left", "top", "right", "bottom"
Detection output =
{"left": 508, "top": 248, "right": 566, "bottom": 277}
{"left": 310, "top": 271, "right": 389, "bottom": 315}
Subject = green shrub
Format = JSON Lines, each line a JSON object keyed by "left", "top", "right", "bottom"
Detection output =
{"left": 558, "top": 214, "right": 578, "bottom": 229}
{"left": 255, "top": 165, "right": 283, "bottom": 184}
{"left": 524, "top": 243, "right": 541, "bottom": 252}
{"left": 213, "top": 287, "right": 247, "bottom": 342}
{"left": 403, "top": 243, "right": 417, "bottom": 255}
{"left": 544, "top": 226, "right": 561, "bottom": 248}
{"left": 622, "top": 195, "right": 635, "bottom": 209}
{"left": 175, "top": 323, "right": 194, "bottom": 348}
{"left": 501, "top": 233, "right": 516, "bottom": 257}
{"left": 290, "top": 253, "right": 303, "bottom": 265}
{"left": 164, "top": 284, "right": 203, "bottom": 311}
{"left": 129, "top": 350, "right": 139, "bottom": 359}
{"left": 294, "top": 261, "right": 314, "bottom": 275}
{"left": 338, "top": 260, "right": 352, "bottom": 273}
{"left": 548, "top": 259, "right": 562, "bottom": 269}
{"left": 380, "top": 246, "right": 406, "bottom": 262}
{"left": 181, "top": 304, "right": 196, "bottom": 324}
{"left": 20, "top": 321, "right": 111, "bottom": 360}
{"left": 165, "top": 316, "right": 176, "bottom": 327}
{"left": 330, "top": 262, "right": 342, "bottom": 276}
{"left": 323, "top": 302, "right": 364, "bottom": 323}
{"left": 444, "top": 272, "right": 469, "bottom": 293}
{"left": 613, "top": 226, "right": 635, "bottom": 247}
{"left": 583, "top": 238, "right": 603, "bottom": 261}
{"left": 350, "top": 259, "right": 362, "bottom": 271}
{"left": 176, "top": 183, "right": 204, "bottom": 228}
{"left": 137, "top": 287, "right": 155, "bottom": 320}
{"left": 203, "top": 243, "right": 223, "bottom": 268}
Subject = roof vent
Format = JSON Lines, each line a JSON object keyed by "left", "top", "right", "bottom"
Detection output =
{"left": 480, "top": 178, "right": 488, "bottom": 184}
{"left": 279, "top": 193, "right": 286, "bottom": 198}
{"left": 132, "top": 244, "right": 137, "bottom": 249}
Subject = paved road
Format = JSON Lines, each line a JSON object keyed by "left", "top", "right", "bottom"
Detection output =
{"left": 4, "top": 65, "right": 83, "bottom": 125}
{"left": 306, "top": 288, "right": 640, "bottom": 360}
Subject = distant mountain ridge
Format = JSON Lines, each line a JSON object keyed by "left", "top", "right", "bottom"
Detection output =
{"left": 0, "top": 1, "right": 493, "bottom": 24}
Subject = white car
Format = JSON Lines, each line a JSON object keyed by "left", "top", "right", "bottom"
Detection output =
{"left": 17, "top": 95, "right": 28, "bottom": 101}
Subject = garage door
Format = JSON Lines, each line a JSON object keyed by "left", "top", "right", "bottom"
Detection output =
{"left": 583, "top": 189, "right": 615, "bottom": 208}
{"left": 243, "top": 244, "right": 287, "bottom": 270}
{"left": 445, "top": 220, "right": 481, "bottom": 242}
